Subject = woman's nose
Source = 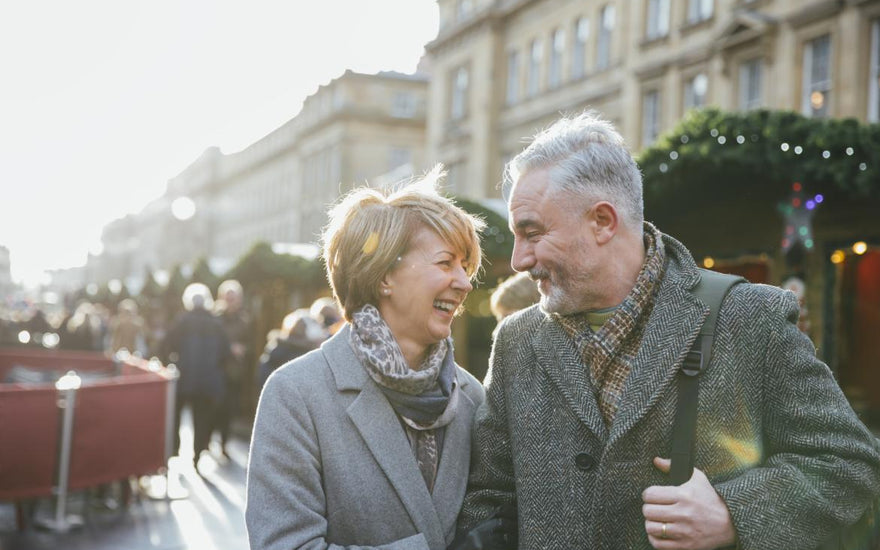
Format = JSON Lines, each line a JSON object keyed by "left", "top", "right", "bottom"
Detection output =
{"left": 451, "top": 265, "right": 473, "bottom": 293}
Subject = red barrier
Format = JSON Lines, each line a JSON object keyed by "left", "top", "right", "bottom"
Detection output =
{"left": 0, "top": 385, "right": 59, "bottom": 500}
{"left": 0, "top": 348, "right": 174, "bottom": 526}
{"left": 68, "top": 374, "right": 168, "bottom": 490}
{"left": 0, "top": 348, "right": 116, "bottom": 381}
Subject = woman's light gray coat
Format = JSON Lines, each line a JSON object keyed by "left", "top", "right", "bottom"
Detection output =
{"left": 246, "top": 325, "right": 485, "bottom": 550}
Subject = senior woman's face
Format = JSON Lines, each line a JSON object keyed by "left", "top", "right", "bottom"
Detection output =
{"left": 378, "top": 226, "right": 473, "bottom": 354}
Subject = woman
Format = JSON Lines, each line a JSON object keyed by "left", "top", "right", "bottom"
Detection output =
{"left": 246, "top": 169, "right": 486, "bottom": 550}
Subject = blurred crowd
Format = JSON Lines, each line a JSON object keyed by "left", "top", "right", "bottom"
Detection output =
{"left": 0, "top": 281, "right": 343, "bottom": 469}
{"left": 0, "top": 272, "right": 539, "bottom": 471}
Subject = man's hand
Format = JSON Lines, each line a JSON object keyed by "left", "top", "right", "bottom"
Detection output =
{"left": 641, "top": 457, "right": 736, "bottom": 550}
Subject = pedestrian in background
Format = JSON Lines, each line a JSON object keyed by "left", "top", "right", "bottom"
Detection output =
{"left": 489, "top": 271, "right": 540, "bottom": 323}
{"left": 163, "top": 283, "right": 230, "bottom": 472}
{"left": 255, "top": 308, "right": 321, "bottom": 394}
{"left": 59, "top": 301, "right": 104, "bottom": 351}
{"left": 246, "top": 168, "right": 486, "bottom": 549}
{"left": 107, "top": 298, "right": 146, "bottom": 356}
{"left": 309, "top": 296, "right": 344, "bottom": 337}
{"left": 213, "top": 279, "right": 252, "bottom": 459}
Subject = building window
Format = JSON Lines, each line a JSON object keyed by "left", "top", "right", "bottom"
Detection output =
{"left": 739, "top": 58, "right": 763, "bottom": 110}
{"left": 549, "top": 28, "right": 565, "bottom": 89}
{"left": 456, "top": 0, "right": 473, "bottom": 22}
{"left": 318, "top": 148, "right": 330, "bottom": 188}
{"left": 332, "top": 87, "right": 345, "bottom": 110}
{"left": 870, "top": 19, "right": 880, "bottom": 122}
{"left": 391, "top": 91, "right": 416, "bottom": 118}
{"left": 451, "top": 65, "right": 469, "bottom": 120}
{"left": 389, "top": 148, "right": 411, "bottom": 171}
{"left": 528, "top": 38, "right": 543, "bottom": 97}
{"left": 802, "top": 34, "right": 831, "bottom": 118}
{"left": 684, "top": 73, "right": 708, "bottom": 111}
{"left": 687, "top": 0, "right": 713, "bottom": 24}
{"left": 646, "top": 0, "right": 670, "bottom": 40}
{"left": 597, "top": 4, "right": 615, "bottom": 70}
{"left": 572, "top": 17, "right": 590, "bottom": 80}
{"left": 330, "top": 146, "right": 341, "bottom": 187}
{"left": 642, "top": 89, "right": 661, "bottom": 147}
{"left": 445, "top": 162, "right": 462, "bottom": 194}
{"left": 506, "top": 50, "right": 520, "bottom": 105}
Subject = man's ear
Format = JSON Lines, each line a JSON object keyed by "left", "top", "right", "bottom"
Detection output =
{"left": 591, "top": 201, "right": 618, "bottom": 245}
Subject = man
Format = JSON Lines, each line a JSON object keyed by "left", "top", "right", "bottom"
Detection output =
{"left": 163, "top": 283, "right": 230, "bottom": 471}
{"left": 458, "top": 112, "right": 880, "bottom": 549}
{"left": 214, "top": 279, "right": 252, "bottom": 458}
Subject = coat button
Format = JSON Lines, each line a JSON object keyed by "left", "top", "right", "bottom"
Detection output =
{"left": 575, "top": 453, "right": 595, "bottom": 471}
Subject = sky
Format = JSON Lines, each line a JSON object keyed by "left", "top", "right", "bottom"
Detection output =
{"left": 0, "top": 0, "right": 439, "bottom": 288}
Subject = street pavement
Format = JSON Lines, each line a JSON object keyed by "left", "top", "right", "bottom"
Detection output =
{"left": 0, "top": 412, "right": 251, "bottom": 550}
{"left": 2, "top": 413, "right": 877, "bottom": 550}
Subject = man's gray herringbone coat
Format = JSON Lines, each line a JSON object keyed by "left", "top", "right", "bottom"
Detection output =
{"left": 459, "top": 233, "right": 880, "bottom": 550}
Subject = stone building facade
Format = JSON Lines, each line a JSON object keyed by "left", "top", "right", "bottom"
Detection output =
{"left": 91, "top": 70, "right": 429, "bottom": 288}
{"left": 426, "top": 0, "right": 880, "bottom": 200}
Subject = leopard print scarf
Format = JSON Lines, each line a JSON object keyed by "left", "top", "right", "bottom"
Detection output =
{"left": 349, "top": 304, "right": 460, "bottom": 491}
{"left": 347, "top": 306, "right": 459, "bottom": 429}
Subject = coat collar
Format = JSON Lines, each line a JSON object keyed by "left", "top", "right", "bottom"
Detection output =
{"left": 607, "top": 267, "right": 705, "bottom": 445}
{"left": 532, "top": 232, "right": 710, "bottom": 444}
{"left": 322, "top": 325, "right": 476, "bottom": 546}
{"left": 610, "top": 233, "right": 708, "bottom": 444}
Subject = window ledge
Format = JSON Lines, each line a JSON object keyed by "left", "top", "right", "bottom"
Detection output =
{"left": 680, "top": 15, "right": 715, "bottom": 36}
{"left": 640, "top": 34, "right": 670, "bottom": 49}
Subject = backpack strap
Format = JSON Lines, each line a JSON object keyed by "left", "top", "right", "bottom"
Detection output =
{"left": 669, "top": 269, "right": 744, "bottom": 485}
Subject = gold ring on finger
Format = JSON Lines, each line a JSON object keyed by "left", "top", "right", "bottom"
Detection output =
{"left": 661, "top": 522, "right": 668, "bottom": 539}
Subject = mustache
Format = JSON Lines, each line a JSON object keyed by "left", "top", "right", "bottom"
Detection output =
{"left": 528, "top": 269, "right": 549, "bottom": 281}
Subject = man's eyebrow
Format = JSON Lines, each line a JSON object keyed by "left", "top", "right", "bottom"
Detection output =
{"left": 512, "top": 218, "right": 539, "bottom": 232}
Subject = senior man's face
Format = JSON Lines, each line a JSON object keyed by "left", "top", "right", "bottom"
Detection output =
{"left": 509, "top": 168, "right": 602, "bottom": 314}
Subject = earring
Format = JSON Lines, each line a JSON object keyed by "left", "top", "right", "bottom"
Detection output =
{"left": 383, "top": 288, "right": 390, "bottom": 295}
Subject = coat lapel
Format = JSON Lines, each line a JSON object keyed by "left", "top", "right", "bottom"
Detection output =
{"left": 323, "top": 327, "right": 445, "bottom": 547}
{"left": 431, "top": 375, "right": 478, "bottom": 538}
{"left": 608, "top": 267, "right": 707, "bottom": 446}
{"left": 532, "top": 316, "right": 608, "bottom": 441}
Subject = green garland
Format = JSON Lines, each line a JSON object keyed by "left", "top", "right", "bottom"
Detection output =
{"left": 638, "top": 108, "right": 880, "bottom": 207}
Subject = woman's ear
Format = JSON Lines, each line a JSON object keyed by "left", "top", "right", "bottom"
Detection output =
{"left": 591, "top": 201, "right": 618, "bottom": 245}
{"left": 378, "top": 278, "right": 392, "bottom": 297}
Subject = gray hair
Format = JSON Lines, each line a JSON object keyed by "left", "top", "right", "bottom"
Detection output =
{"left": 217, "top": 279, "right": 243, "bottom": 298}
{"left": 505, "top": 111, "right": 644, "bottom": 230}
{"left": 182, "top": 283, "right": 214, "bottom": 311}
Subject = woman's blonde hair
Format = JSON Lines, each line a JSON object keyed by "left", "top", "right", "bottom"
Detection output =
{"left": 322, "top": 166, "right": 485, "bottom": 321}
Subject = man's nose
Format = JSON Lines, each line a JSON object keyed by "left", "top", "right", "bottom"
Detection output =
{"left": 511, "top": 238, "right": 535, "bottom": 273}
